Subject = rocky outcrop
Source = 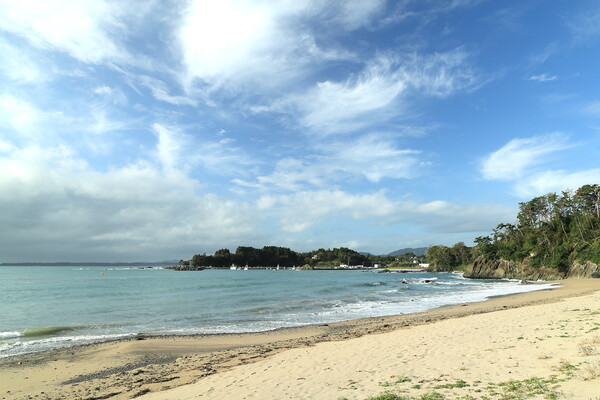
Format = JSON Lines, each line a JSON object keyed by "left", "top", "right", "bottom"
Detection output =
{"left": 465, "top": 257, "right": 561, "bottom": 280}
{"left": 567, "top": 261, "right": 600, "bottom": 278}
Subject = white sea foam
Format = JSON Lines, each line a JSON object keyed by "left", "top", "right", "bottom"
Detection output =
{"left": 0, "top": 331, "right": 22, "bottom": 339}
{"left": 0, "top": 333, "right": 136, "bottom": 358}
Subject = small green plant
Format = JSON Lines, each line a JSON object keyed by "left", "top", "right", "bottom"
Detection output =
{"left": 433, "top": 380, "right": 469, "bottom": 389}
{"left": 367, "top": 392, "right": 409, "bottom": 400}
{"left": 417, "top": 392, "right": 445, "bottom": 400}
{"left": 555, "top": 360, "right": 578, "bottom": 376}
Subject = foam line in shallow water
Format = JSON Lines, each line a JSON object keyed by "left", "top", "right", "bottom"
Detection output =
{"left": 0, "top": 331, "right": 22, "bottom": 339}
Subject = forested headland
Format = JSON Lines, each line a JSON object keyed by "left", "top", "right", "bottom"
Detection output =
{"left": 427, "top": 184, "right": 600, "bottom": 279}
{"left": 175, "top": 246, "right": 423, "bottom": 270}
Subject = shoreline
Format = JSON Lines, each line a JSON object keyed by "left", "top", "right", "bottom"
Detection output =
{"left": 1, "top": 279, "right": 599, "bottom": 400}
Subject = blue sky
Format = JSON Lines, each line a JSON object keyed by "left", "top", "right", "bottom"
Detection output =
{"left": 1, "top": 0, "right": 599, "bottom": 262}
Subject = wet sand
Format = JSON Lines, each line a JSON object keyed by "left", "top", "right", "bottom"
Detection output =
{"left": 1, "top": 278, "right": 599, "bottom": 400}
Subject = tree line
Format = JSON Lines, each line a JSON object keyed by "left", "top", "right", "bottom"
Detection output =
{"left": 182, "top": 246, "right": 423, "bottom": 269}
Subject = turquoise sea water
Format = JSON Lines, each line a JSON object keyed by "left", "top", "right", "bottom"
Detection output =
{"left": 0, "top": 267, "right": 556, "bottom": 358}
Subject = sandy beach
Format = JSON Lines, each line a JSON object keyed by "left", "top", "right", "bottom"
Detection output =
{"left": 2, "top": 279, "right": 599, "bottom": 400}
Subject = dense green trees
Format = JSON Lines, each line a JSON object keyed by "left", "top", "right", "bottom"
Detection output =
{"left": 187, "top": 246, "right": 384, "bottom": 268}
{"left": 189, "top": 246, "right": 303, "bottom": 268}
{"left": 426, "top": 242, "right": 474, "bottom": 271}
{"left": 474, "top": 184, "right": 600, "bottom": 272}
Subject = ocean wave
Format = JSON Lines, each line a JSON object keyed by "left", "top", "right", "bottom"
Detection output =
{"left": 21, "top": 326, "right": 78, "bottom": 338}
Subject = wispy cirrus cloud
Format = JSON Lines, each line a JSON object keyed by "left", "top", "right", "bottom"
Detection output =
{"left": 139, "top": 76, "right": 197, "bottom": 107}
{"left": 529, "top": 73, "right": 558, "bottom": 82}
{"left": 152, "top": 123, "right": 256, "bottom": 178}
{"left": 235, "top": 133, "right": 424, "bottom": 192}
{"left": 565, "top": 4, "right": 600, "bottom": 44}
{"left": 258, "top": 50, "right": 480, "bottom": 135}
{"left": 581, "top": 101, "right": 600, "bottom": 117}
{"left": 0, "top": 0, "right": 127, "bottom": 64}
{"left": 480, "top": 133, "right": 570, "bottom": 181}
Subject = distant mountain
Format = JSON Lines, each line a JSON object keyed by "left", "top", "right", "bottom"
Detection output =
{"left": 387, "top": 247, "right": 427, "bottom": 257}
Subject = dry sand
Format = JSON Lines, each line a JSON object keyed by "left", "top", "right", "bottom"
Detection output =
{"left": 1, "top": 278, "right": 599, "bottom": 400}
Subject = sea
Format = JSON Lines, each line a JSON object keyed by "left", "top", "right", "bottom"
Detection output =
{"left": 0, "top": 266, "right": 557, "bottom": 358}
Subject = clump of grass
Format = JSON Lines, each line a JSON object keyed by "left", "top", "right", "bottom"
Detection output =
{"left": 395, "top": 375, "right": 412, "bottom": 383}
{"left": 554, "top": 360, "right": 578, "bottom": 376}
{"left": 367, "top": 392, "right": 409, "bottom": 400}
{"left": 496, "top": 377, "right": 562, "bottom": 400}
{"left": 367, "top": 391, "right": 445, "bottom": 400}
{"left": 433, "top": 380, "right": 469, "bottom": 389}
{"left": 581, "top": 362, "right": 600, "bottom": 381}
{"left": 417, "top": 392, "right": 445, "bottom": 400}
{"left": 578, "top": 342, "right": 596, "bottom": 356}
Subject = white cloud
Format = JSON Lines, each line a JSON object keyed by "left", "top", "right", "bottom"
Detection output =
{"left": 0, "top": 138, "right": 15, "bottom": 153}
{"left": 480, "top": 133, "right": 570, "bottom": 180}
{"left": 293, "top": 57, "right": 409, "bottom": 134}
{"left": 582, "top": 101, "right": 600, "bottom": 116}
{"left": 0, "top": 0, "right": 127, "bottom": 64}
{"left": 238, "top": 133, "right": 423, "bottom": 191}
{"left": 153, "top": 123, "right": 256, "bottom": 178}
{"left": 395, "top": 200, "right": 515, "bottom": 233}
{"left": 0, "top": 144, "right": 259, "bottom": 262}
{"left": 529, "top": 73, "right": 558, "bottom": 82}
{"left": 0, "top": 40, "right": 45, "bottom": 83}
{"left": 139, "top": 76, "right": 196, "bottom": 106}
{"left": 566, "top": 5, "right": 600, "bottom": 43}
{"left": 179, "top": 0, "right": 285, "bottom": 88}
{"left": 514, "top": 169, "right": 600, "bottom": 197}
{"left": 311, "top": 0, "right": 387, "bottom": 31}
{"left": 266, "top": 50, "right": 479, "bottom": 135}
{"left": 257, "top": 189, "right": 513, "bottom": 235}
{"left": 177, "top": 0, "right": 385, "bottom": 91}
{"left": 153, "top": 123, "right": 187, "bottom": 173}
{"left": 260, "top": 190, "right": 398, "bottom": 232}
{"left": 0, "top": 94, "right": 65, "bottom": 137}
{"left": 93, "top": 86, "right": 128, "bottom": 105}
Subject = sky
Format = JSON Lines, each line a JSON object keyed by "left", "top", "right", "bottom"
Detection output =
{"left": 1, "top": 0, "right": 600, "bottom": 262}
